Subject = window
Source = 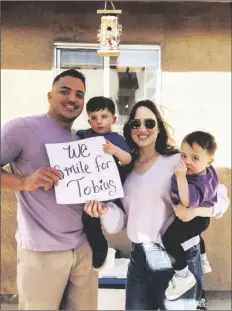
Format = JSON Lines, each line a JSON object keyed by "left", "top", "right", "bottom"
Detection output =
{"left": 54, "top": 43, "right": 161, "bottom": 128}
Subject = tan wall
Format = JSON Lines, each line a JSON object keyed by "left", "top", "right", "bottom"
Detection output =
{"left": 1, "top": 1, "right": 231, "bottom": 293}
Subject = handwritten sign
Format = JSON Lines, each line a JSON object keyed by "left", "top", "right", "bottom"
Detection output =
{"left": 45, "top": 137, "right": 124, "bottom": 204}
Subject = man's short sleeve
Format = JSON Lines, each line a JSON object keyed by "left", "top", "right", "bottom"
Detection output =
{"left": 1, "top": 118, "right": 27, "bottom": 166}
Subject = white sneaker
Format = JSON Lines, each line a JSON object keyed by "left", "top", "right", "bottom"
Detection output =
{"left": 201, "top": 259, "right": 212, "bottom": 274}
{"left": 165, "top": 270, "right": 196, "bottom": 300}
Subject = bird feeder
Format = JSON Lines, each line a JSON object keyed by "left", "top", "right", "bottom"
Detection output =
{"left": 97, "top": 2, "right": 122, "bottom": 56}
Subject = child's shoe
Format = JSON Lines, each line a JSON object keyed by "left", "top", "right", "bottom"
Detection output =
{"left": 165, "top": 270, "right": 196, "bottom": 300}
{"left": 197, "top": 297, "right": 208, "bottom": 310}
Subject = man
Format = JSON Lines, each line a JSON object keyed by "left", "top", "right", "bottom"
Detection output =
{"left": 1, "top": 69, "right": 98, "bottom": 310}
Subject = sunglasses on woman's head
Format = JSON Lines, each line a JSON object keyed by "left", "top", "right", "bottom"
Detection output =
{"left": 129, "top": 118, "right": 156, "bottom": 130}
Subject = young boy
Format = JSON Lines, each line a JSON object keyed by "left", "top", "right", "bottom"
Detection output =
{"left": 77, "top": 96, "right": 132, "bottom": 271}
{"left": 163, "top": 131, "right": 218, "bottom": 300}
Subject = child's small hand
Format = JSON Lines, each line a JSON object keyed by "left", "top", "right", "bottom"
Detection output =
{"left": 103, "top": 139, "right": 118, "bottom": 156}
{"left": 174, "top": 161, "right": 187, "bottom": 178}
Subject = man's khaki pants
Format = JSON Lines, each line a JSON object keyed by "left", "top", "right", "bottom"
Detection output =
{"left": 17, "top": 241, "right": 98, "bottom": 310}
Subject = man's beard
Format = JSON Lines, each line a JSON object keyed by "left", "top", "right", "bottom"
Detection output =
{"left": 58, "top": 101, "right": 82, "bottom": 122}
{"left": 58, "top": 113, "right": 78, "bottom": 122}
{"left": 58, "top": 104, "right": 82, "bottom": 122}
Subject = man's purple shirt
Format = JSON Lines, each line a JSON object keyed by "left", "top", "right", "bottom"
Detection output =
{"left": 171, "top": 165, "right": 219, "bottom": 207}
{"left": 1, "top": 114, "right": 86, "bottom": 251}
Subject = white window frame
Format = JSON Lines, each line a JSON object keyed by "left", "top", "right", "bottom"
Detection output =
{"left": 53, "top": 42, "right": 162, "bottom": 107}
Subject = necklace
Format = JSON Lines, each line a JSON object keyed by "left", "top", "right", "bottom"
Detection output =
{"left": 137, "top": 154, "right": 156, "bottom": 164}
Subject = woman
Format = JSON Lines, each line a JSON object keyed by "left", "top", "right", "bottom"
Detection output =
{"left": 85, "top": 100, "right": 228, "bottom": 310}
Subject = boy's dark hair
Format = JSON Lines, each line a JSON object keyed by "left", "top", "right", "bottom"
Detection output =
{"left": 183, "top": 131, "right": 217, "bottom": 155}
{"left": 86, "top": 96, "right": 116, "bottom": 115}
{"left": 52, "top": 69, "right": 86, "bottom": 88}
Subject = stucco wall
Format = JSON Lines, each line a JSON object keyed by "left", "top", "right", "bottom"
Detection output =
{"left": 1, "top": 1, "right": 231, "bottom": 293}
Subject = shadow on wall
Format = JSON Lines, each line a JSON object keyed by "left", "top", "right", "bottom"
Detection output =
{"left": 1, "top": 167, "right": 231, "bottom": 294}
{"left": 1, "top": 1, "right": 231, "bottom": 72}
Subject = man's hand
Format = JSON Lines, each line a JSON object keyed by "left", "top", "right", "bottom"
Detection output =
{"left": 174, "top": 161, "right": 187, "bottom": 179}
{"left": 103, "top": 140, "right": 119, "bottom": 156}
{"left": 84, "top": 200, "right": 108, "bottom": 218}
{"left": 22, "top": 167, "right": 62, "bottom": 191}
{"left": 173, "top": 203, "right": 197, "bottom": 222}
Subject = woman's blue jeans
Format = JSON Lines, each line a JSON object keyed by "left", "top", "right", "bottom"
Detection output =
{"left": 126, "top": 242, "right": 202, "bottom": 310}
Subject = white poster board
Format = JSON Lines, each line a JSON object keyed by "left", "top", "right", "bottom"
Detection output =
{"left": 45, "top": 137, "right": 124, "bottom": 204}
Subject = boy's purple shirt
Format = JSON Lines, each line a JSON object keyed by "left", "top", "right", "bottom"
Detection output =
{"left": 171, "top": 165, "right": 219, "bottom": 207}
